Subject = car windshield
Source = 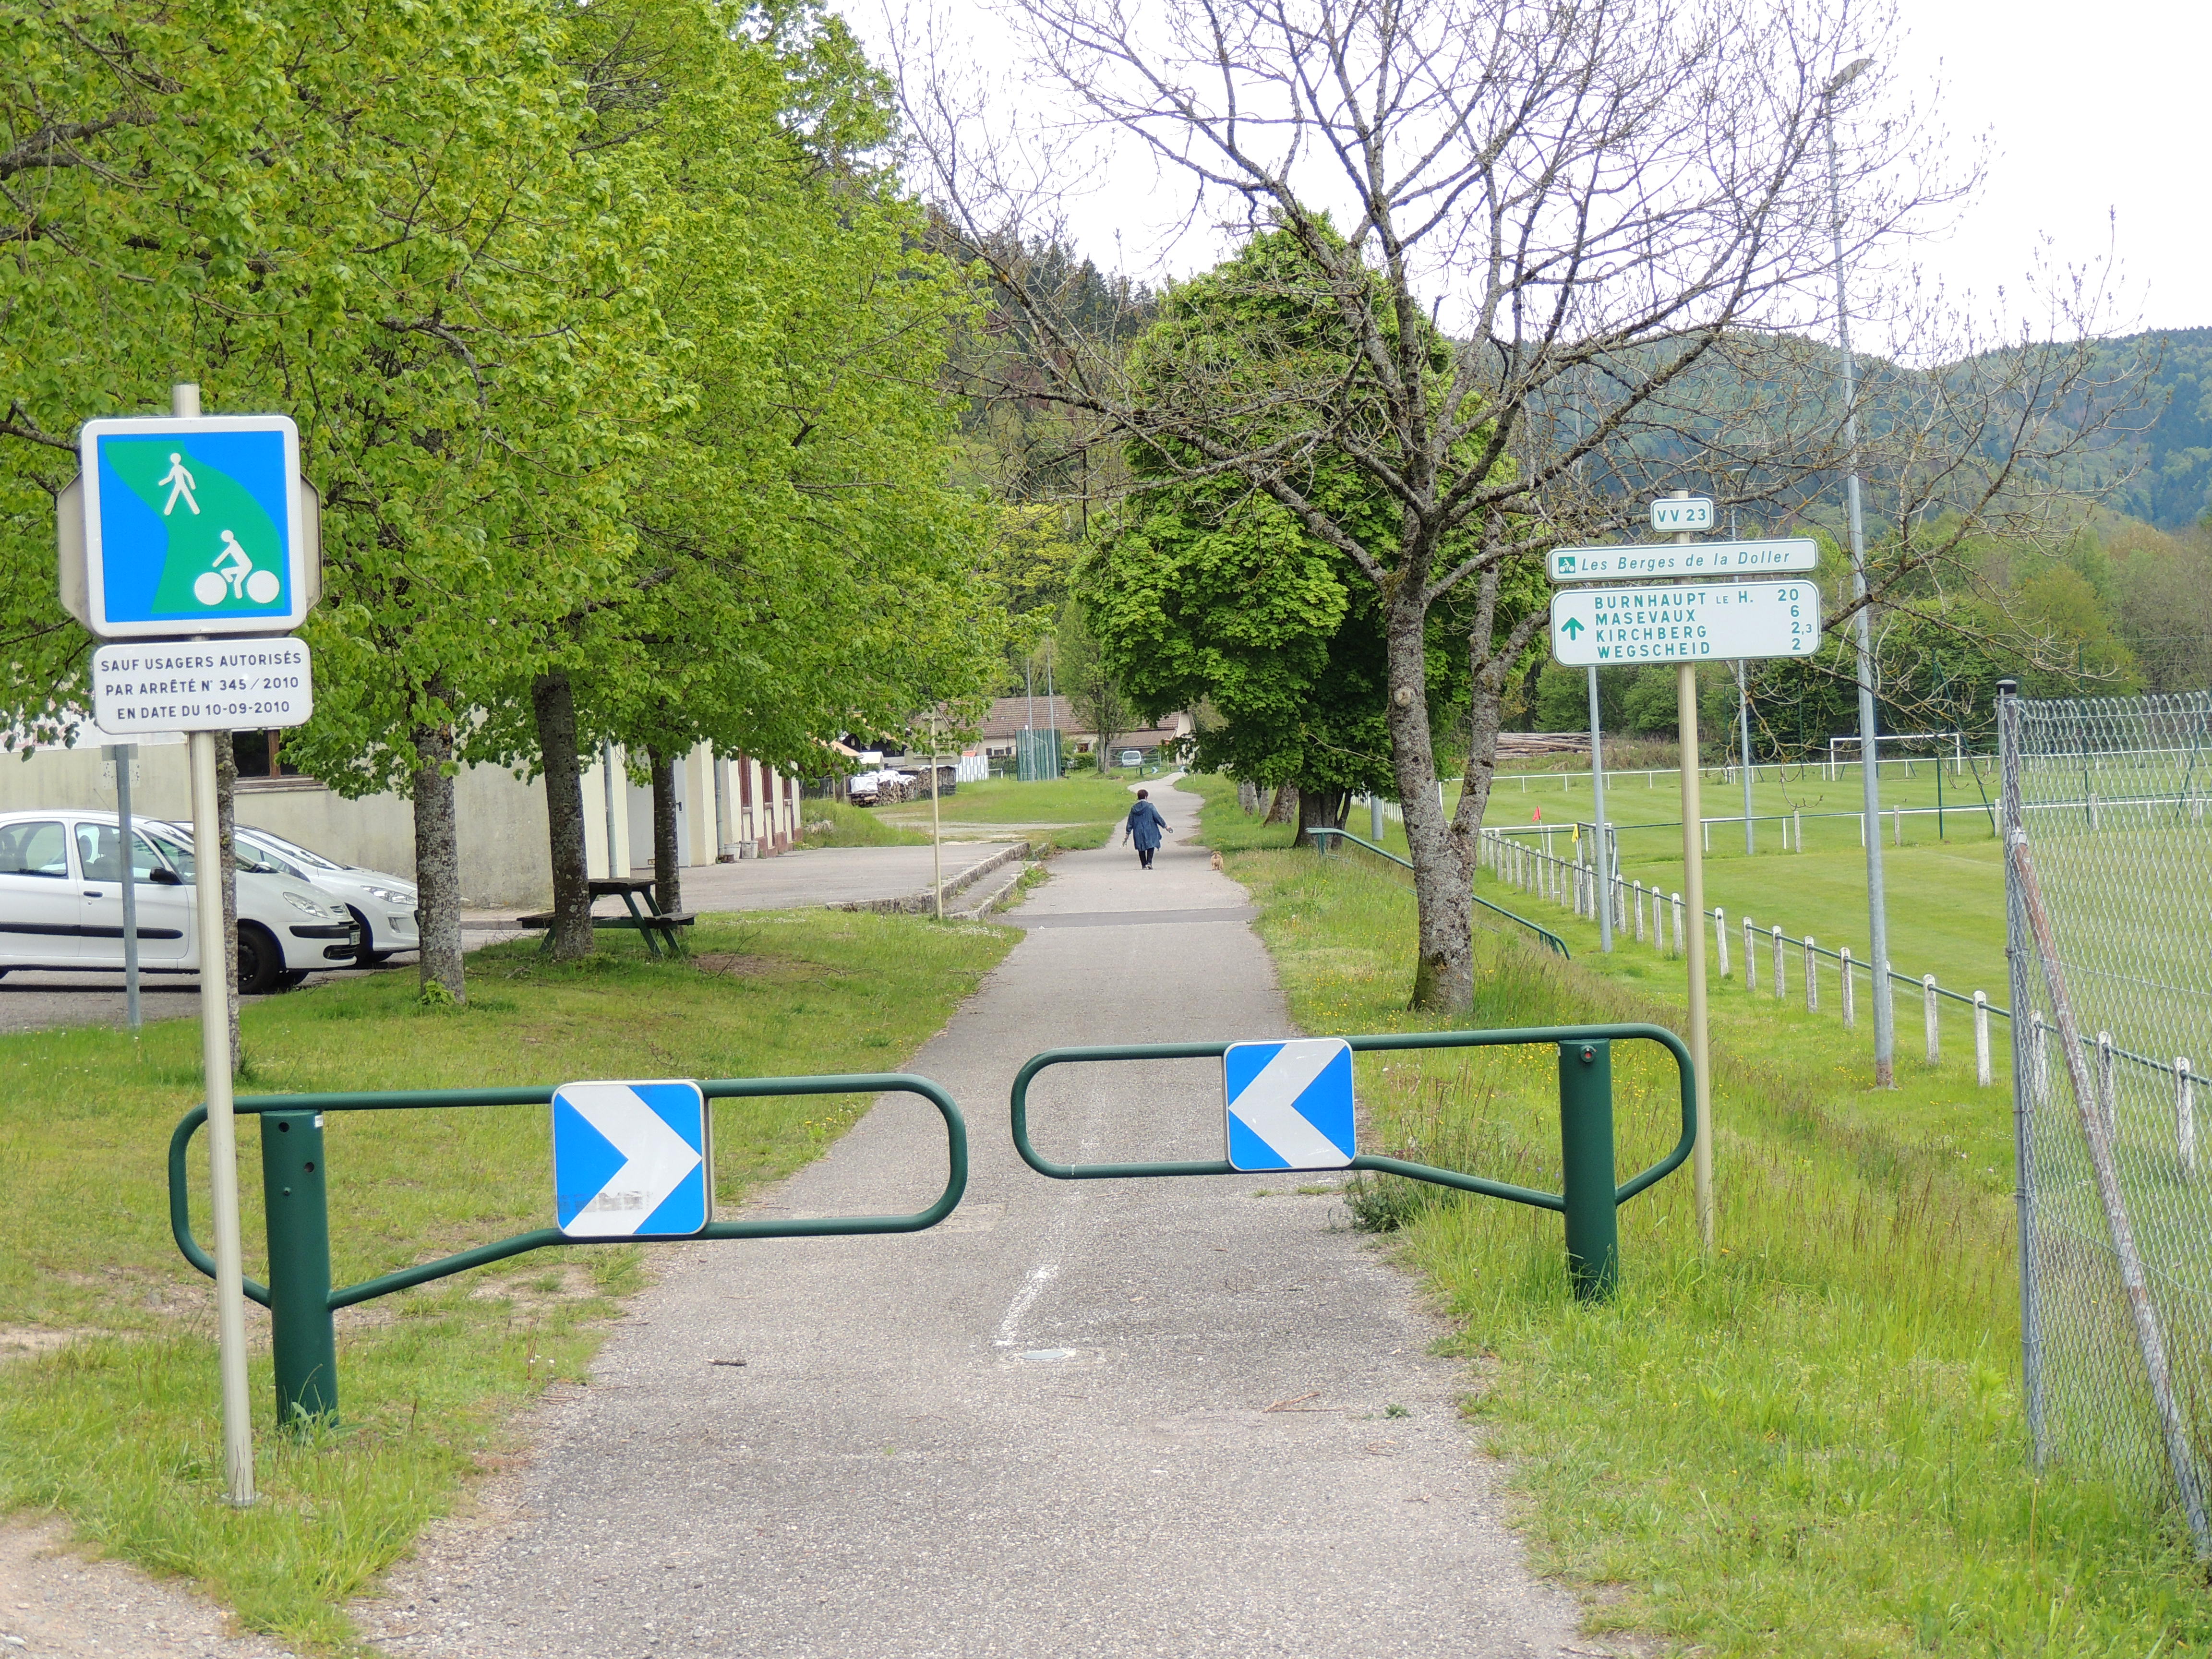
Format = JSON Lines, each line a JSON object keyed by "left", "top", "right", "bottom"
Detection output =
{"left": 241, "top": 827, "right": 342, "bottom": 871}
{"left": 149, "top": 823, "right": 285, "bottom": 877}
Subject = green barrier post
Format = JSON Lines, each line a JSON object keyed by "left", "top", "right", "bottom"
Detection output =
{"left": 261, "top": 1110, "right": 337, "bottom": 1426}
{"left": 1558, "top": 1040, "right": 1618, "bottom": 1299}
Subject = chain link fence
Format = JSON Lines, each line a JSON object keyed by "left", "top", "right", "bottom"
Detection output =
{"left": 2003, "top": 686, "right": 2211, "bottom": 1554}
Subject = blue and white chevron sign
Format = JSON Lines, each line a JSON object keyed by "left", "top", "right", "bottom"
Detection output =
{"left": 1222, "top": 1038, "right": 1356, "bottom": 1172}
{"left": 552, "top": 1080, "right": 712, "bottom": 1238}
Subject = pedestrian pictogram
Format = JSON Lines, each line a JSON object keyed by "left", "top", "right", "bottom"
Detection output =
{"left": 77, "top": 413, "right": 309, "bottom": 637}
{"left": 1223, "top": 1038, "right": 1356, "bottom": 1171}
{"left": 553, "top": 1080, "right": 712, "bottom": 1237}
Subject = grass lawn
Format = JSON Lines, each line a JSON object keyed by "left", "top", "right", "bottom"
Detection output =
{"left": 1194, "top": 774, "right": 2210, "bottom": 1657}
{"left": 795, "top": 798, "right": 932, "bottom": 847}
{"left": 0, "top": 911, "right": 1014, "bottom": 1649}
{"left": 1354, "top": 767, "right": 2010, "bottom": 1001}
{"left": 878, "top": 773, "right": 1151, "bottom": 851}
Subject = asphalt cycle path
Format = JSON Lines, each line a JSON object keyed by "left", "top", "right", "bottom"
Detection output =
{"left": 363, "top": 781, "right": 1595, "bottom": 1658}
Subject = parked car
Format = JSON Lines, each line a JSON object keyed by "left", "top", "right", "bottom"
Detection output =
{"left": 225, "top": 825, "right": 418, "bottom": 966}
{"left": 0, "top": 810, "right": 360, "bottom": 994}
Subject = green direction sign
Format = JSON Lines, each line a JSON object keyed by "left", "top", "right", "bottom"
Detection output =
{"left": 77, "top": 414, "right": 308, "bottom": 639}
{"left": 1550, "top": 580, "right": 1820, "bottom": 666}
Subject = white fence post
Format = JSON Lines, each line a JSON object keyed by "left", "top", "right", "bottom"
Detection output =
{"left": 2030, "top": 1012, "right": 2048, "bottom": 1107}
{"left": 1793, "top": 806, "right": 1802, "bottom": 852}
{"left": 1714, "top": 908, "right": 1730, "bottom": 978}
{"left": 1893, "top": 802, "right": 1904, "bottom": 846}
{"left": 1804, "top": 938, "right": 1817, "bottom": 1011}
{"left": 2097, "top": 1031, "right": 2117, "bottom": 1138}
{"left": 1633, "top": 882, "right": 1647, "bottom": 944}
{"left": 1974, "top": 992, "right": 1992, "bottom": 1088}
{"left": 1924, "top": 974, "right": 1940, "bottom": 1065}
{"left": 1771, "top": 925, "right": 1786, "bottom": 999}
{"left": 2180, "top": 1058, "right": 2197, "bottom": 1180}
{"left": 1743, "top": 916, "right": 1757, "bottom": 992}
{"left": 1858, "top": 812, "right": 1866, "bottom": 848}
{"left": 1671, "top": 892, "right": 1683, "bottom": 957}
{"left": 2089, "top": 790, "right": 2100, "bottom": 830}
{"left": 1841, "top": 947, "right": 1855, "bottom": 1027}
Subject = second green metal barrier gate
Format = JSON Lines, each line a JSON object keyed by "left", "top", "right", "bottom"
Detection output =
{"left": 1011, "top": 1023, "right": 1695, "bottom": 1299}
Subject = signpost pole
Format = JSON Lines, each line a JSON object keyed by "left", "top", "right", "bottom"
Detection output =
{"left": 1669, "top": 493, "right": 1714, "bottom": 1251}
{"left": 1587, "top": 668, "right": 1613, "bottom": 952}
{"left": 169, "top": 383, "right": 253, "bottom": 1507}
{"left": 109, "top": 742, "right": 142, "bottom": 1031}
{"left": 1738, "top": 664, "right": 1755, "bottom": 854}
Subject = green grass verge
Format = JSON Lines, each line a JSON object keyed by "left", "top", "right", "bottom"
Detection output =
{"left": 797, "top": 798, "right": 933, "bottom": 847}
{"left": 1191, "top": 774, "right": 2210, "bottom": 1657}
{"left": 880, "top": 774, "right": 1144, "bottom": 830}
{"left": 0, "top": 912, "right": 1013, "bottom": 1650}
{"left": 1343, "top": 774, "right": 2009, "bottom": 1009}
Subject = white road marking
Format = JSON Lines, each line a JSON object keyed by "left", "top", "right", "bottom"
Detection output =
{"left": 992, "top": 1263, "right": 1058, "bottom": 1348}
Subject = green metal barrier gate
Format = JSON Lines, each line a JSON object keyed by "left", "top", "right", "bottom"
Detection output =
{"left": 1011, "top": 1024, "right": 1695, "bottom": 1299}
{"left": 170, "top": 1073, "right": 965, "bottom": 1428}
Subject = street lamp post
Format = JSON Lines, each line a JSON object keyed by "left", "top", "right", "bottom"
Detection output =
{"left": 1824, "top": 56, "right": 1895, "bottom": 1086}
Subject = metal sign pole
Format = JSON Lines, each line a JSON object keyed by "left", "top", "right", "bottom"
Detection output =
{"left": 1587, "top": 667, "right": 1613, "bottom": 952}
{"left": 1670, "top": 492, "right": 1715, "bottom": 1250}
{"left": 1738, "top": 663, "right": 1755, "bottom": 854}
{"left": 166, "top": 376, "right": 253, "bottom": 1508}
{"left": 930, "top": 711, "right": 943, "bottom": 921}
{"left": 109, "top": 742, "right": 142, "bottom": 1031}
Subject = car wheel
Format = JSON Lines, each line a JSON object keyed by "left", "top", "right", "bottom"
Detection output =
{"left": 236, "top": 924, "right": 282, "bottom": 996}
{"left": 346, "top": 907, "right": 391, "bottom": 968}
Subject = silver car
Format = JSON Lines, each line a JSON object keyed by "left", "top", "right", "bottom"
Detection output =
{"left": 228, "top": 825, "right": 419, "bottom": 965}
{"left": 0, "top": 810, "right": 360, "bottom": 994}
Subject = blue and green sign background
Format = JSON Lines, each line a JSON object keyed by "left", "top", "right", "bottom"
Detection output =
{"left": 84, "top": 418, "right": 300, "bottom": 633}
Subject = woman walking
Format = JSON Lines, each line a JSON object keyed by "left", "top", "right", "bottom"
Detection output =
{"left": 1123, "top": 789, "right": 1171, "bottom": 870}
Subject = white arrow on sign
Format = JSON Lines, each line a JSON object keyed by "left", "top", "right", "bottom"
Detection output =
{"left": 557, "top": 1082, "right": 704, "bottom": 1236}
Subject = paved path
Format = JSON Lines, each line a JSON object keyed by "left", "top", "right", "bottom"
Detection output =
{"left": 361, "top": 781, "right": 1593, "bottom": 1658}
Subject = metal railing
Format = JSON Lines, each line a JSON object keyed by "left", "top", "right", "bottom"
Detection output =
{"left": 1309, "top": 826, "right": 1569, "bottom": 957}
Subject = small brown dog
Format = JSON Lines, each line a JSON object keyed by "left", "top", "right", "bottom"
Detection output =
{"left": 1209, "top": 851, "right": 1224, "bottom": 871}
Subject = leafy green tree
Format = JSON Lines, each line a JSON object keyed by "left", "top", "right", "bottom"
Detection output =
{"left": 0, "top": 0, "right": 666, "bottom": 1002}
{"left": 503, "top": 0, "right": 1003, "bottom": 947}
{"left": 1082, "top": 228, "right": 1490, "bottom": 850}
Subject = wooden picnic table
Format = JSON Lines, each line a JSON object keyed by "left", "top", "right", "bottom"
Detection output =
{"left": 517, "top": 877, "right": 696, "bottom": 958}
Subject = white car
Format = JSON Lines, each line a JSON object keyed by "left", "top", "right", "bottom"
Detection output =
{"left": 0, "top": 809, "right": 361, "bottom": 994}
{"left": 225, "top": 825, "right": 418, "bottom": 965}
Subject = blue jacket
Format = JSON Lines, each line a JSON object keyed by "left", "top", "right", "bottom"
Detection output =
{"left": 1125, "top": 800, "right": 1168, "bottom": 851}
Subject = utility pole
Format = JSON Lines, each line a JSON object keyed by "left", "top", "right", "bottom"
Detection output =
{"left": 1825, "top": 56, "right": 1894, "bottom": 1086}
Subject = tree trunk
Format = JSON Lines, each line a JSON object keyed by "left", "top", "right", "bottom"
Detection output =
{"left": 649, "top": 747, "right": 680, "bottom": 917}
{"left": 1291, "top": 786, "right": 1349, "bottom": 849}
{"left": 1263, "top": 783, "right": 1298, "bottom": 824}
{"left": 412, "top": 721, "right": 466, "bottom": 1003}
{"left": 215, "top": 733, "right": 240, "bottom": 1061}
{"left": 1384, "top": 588, "right": 1475, "bottom": 1012}
{"left": 531, "top": 670, "right": 596, "bottom": 960}
{"left": 1237, "top": 779, "right": 1259, "bottom": 815}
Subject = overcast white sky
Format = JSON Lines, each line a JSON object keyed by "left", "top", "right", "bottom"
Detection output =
{"left": 859, "top": 0, "right": 2206, "bottom": 339}
{"left": 1894, "top": 0, "right": 2203, "bottom": 335}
